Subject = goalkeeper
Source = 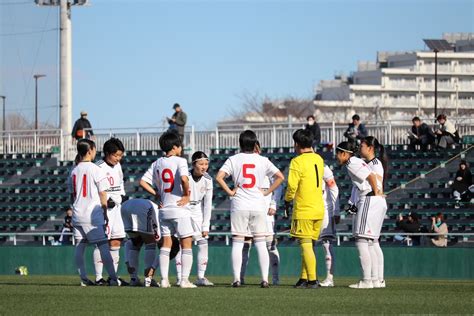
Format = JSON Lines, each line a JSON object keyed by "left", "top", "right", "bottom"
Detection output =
{"left": 284, "top": 129, "right": 325, "bottom": 289}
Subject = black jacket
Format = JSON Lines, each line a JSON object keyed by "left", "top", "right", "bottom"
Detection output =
{"left": 304, "top": 123, "right": 321, "bottom": 145}
{"left": 71, "top": 118, "right": 94, "bottom": 139}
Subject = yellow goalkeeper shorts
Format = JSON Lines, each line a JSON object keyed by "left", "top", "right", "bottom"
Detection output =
{"left": 290, "top": 219, "right": 322, "bottom": 240}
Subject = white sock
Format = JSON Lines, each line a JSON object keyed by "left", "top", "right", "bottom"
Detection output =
{"left": 240, "top": 241, "right": 251, "bottom": 281}
{"left": 181, "top": 248, "right": 193, "bottom": 282}
{"left": 97, "top": 241, "right": 117, "bottom": 280}
{"left": 144, "top": 244, "right": 156, "bottom": 271}
{"left": 322, "top": 240, "right": 333, "bottom": 279}
{"left": 373, "top": 240, "right": 384, "bottom": 281}
{"left": 75, "top": 241, "right": 87, "bottom": 280}
{"left": 159, "top": 247, "right": 171, "bottom": 281}
{"left": 355, "top": 238, "right": 371, "bottom": 281}
{"left": 93, "top": 246, "right": 103, "bottom": 281}
{"left": 232, "top": 239, "right": 244, "bottom": 282}
{"left": 197, "top": 239, "right": 208, "bottom": 279}
{"left": 267, "top": 239, "right": 280, "bottom": 282}
{"left": 110, "top": 246, "right": 120, "bottom": 273}
{"left": 368, "top": 239, "right": 379, "bottom": 281}
{"left": 129, "top": 243, "right": 140, "bottom": 280}
{"left": 175, "top": 248, "right": 182, "bottom": 282}
{"left": 254, "top": 237, "right": 270, "bottom": 283}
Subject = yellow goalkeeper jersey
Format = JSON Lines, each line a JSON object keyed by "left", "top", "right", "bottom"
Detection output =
{"left": 284, "top": 152, "right": 325, "bottom": 220}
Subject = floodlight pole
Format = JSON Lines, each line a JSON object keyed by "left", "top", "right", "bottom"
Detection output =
{"left": 60, "top": 0, "right": 73, "bottom": 137}
{"left": 434, "top": 49, "right": 438, "bottom": 120}
{"left": 34, "top": 74, "right": 46, "bottom": 130}
{"left": 0, "top": 96, "right": 5, "bottom": 132}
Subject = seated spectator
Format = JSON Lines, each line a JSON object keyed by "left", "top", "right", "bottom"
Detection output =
{"left": 395, "top": 212, "right": 421, "bottom": 246}
{"left": 434, "top": 114, "right": 459, "bottom": 149}
{"left": 58, "top": 208, "right": 73, "bottom": 245}
{"left": 452, "top": 160, "right": 473, "bottom": 208}
{"left": 304, "top": 115, "right": 321, "bottom": 151}
{"left": 430, "top": 212, "right": 448, "bottom": 247}
{"left": 344, "top": 114, "right": 367, "bottom": 144}
{"left": 407, "top": 116, "right": 435, "bottom": 151}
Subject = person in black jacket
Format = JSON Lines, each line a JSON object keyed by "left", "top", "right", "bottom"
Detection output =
{"left": 71, "top": 111, "right": 94, "bottom": 140}
{"left": 343, "top": 114, "right": 367, "bottom": 144}
{"left": 407, "top": 117, "right": 435, "bottom": 151}
{"left": 304, "top": 115, "right": 321, "bottom": 150}
{"left": 396, "top": 212, "right": 421, "bottom": 246}
{"left": 452, "top": 160, "right": 473, "bottom": 208}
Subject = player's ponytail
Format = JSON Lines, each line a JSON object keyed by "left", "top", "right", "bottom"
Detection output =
{"left": 76, "top": 139, "right": 96, "bottom": 161}
{"left": 361, "top": 136, "right": 389, "bottom": 190}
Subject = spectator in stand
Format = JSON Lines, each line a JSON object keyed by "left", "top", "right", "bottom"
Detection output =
{"left": 343, "top": 114, "right": 367, "bottom": 145}
{"left": 452, "top": 160, "right": 473, "bottom": 208}
{"left": 407, "top": 117, "right": 435, "bottom": 151}
{"left": 434, "top": 114, "right": 459, "bottom": 149}
{"left": 395, "top": 212, "right": 421, "bottom": 246}
{"left": 430, "top": 212, "right": 448, "bottom": 247}
{"left": 167, "top": 103, "right": 187, "bottom": 143}
{"left": 58, "top": 208, "right": 73, "bottom": 245}
{"left": 304, "top": 115, "right": 321, "bottom": 151}
{"left": 71, "top": 111, "right": 94, "bottom": 140}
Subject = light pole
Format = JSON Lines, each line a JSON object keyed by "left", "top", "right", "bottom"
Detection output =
{"left": 34, "top": 74, "right": 46, "bottom": 130}
{"left": 0, "top": 96, "right": 5, "bottom": 132}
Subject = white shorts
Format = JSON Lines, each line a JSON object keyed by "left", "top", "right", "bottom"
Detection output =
{"left": 73, "top": 224, "right": 108, "bottom": 243}
{"left": 353, "top": 196, "right": 387, "bottom": 239}
{"left": 105, "top": 205, "right": 126, "bottom": 240}
{"left": 231, "top": 210, "right": 268, "bottom": 237}
{"left": 265, "top": 215, "right": 275, "bottom": 236}
{"left": 319, "top": 211, "right": 336, "bottom": 240}
{"left": 160, "top": 216, "right": 195, "bottom": 239}
{"left": 190, "top": 212, "right": 206, "bottom": 240}
{"left": 122, "top": 209, "right": 158, "bottom": 237}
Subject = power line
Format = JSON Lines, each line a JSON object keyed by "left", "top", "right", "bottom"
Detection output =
{"left": 0, "top": 28, "right": 58, "bottom": 37}
{"left": 0, "top": 1, "right": 31, "bottom": 5}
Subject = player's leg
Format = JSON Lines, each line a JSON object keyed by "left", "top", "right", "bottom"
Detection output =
{"left": 292, "top": 219, "right": 321, "bottom": 289}
{"left": 174, "top": 247, "right": 182, "bottom": 285}
{"left": 250, "top": 211, "right": 270, "bottom": 288}
{"left": 73, "top": 226, "right": 91, "bottom": 285}
{"left": 159, "top": 220, "right": 173, "bottom": 288}
{"left": 196, "top": 238, "right": 213, "bottom": 286}
{"left": 368, "top": 239, "right": 379, "bottom": 284}
{"left": 372, "top": 239, "right": 385, "bottom": 288}
{"left": 240, "top": 237, "right": 252, "bottom": 285}
{"left": 108, "top": 205, "right": 127, "bottom": 284}
{"left": 350, "top": 237, "right": 373, "bottom": 289}
{"left": 126, "top": 237, "right": 142, "bottom": 286}
{"left": 92, "top": 246, "right": 104, "bottom": 284}
{"left": 267, "top": 235, "right": 280, "bottom": 285}
{"left": 320, "top": 239, "right": 334, "bottom": 287}
{"left": 142, "top": 235, "right": 159, "bottom": 287}
{"left": 176, "top": 216, "right": 197, "bottom": 288}
{"left": 230, "top": 210, "right": 250, "bottom": 287}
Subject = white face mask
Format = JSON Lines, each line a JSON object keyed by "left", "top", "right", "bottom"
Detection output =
{"left": 308, "top": 120, "right": 314, "bottom": 126}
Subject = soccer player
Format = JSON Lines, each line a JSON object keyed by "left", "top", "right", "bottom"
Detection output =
{"left": 359, "top": 136, "right": 388, "bottom": 288}
{"left": 68, "top": 139, "right": 119, "bottom": 286}
{"left": 216, "top": 130, "right": 284, "bottom": 288}
{"left": 174, "top": 151, "right": 214, "bottom": 286}
{"left": 318, "top": 164, "right": 340, "bottom": 287}
{"left": 121, "top": 198, "right": 161, "bottom": 287}
{"left": 140, "top": 131, "right": 196, "bottom": 288}
{"left": 93, "top": 138, "right": 128, "bottom": 285}
{"left": 335, "top": 141, "right": 385, "bottom": 289}
{"left": 284, "top": 129, "right": 325, "bottom": 289}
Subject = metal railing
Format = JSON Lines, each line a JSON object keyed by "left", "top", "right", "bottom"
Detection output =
{"left": 1, "top": 118, "right": 473, "bottom": 160}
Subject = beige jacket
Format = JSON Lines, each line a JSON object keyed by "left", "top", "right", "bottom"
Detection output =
{"left": 431, "top": 222, "right": 448, "bottom": 247}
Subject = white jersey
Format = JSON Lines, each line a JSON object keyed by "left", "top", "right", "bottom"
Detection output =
{"left": 367, "top": 158, "right": 384, "bottom": 193}
{"left": 96, "top": 160, "right": 125, "bottom": 205}
{"left": 219, "top": 153, "right": 279, "bottom": 212}
{"left": 346, "top": 156, "right": 372, "bottom": 202}
{"left": 188, "top": 171, "right": 213, "bottom": 232}
{"left": 69, "top": 162, "right": 110, "bottom": 226}
{"left": 141, "top": 155, "right": 190, "bottom": 219}
{"left": 322, "top": 165, "right": 340, "bottom": 218}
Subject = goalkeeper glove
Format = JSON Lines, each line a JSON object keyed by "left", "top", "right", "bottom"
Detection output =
{"left": 344, "top": 204, "right": 358, "bottom": 215}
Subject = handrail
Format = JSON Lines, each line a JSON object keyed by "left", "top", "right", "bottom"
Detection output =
{"left": 1, "top": 231, "right": 472, "bottom": 247}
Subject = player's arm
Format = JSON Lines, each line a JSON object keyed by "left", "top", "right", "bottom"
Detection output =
{"left": 201, "top": 184, "right": 213, "bottom": 237}
{"left": 326, "top": 177, "right": 340, "bottom": 223}
{"left": 264, "top": 170, "right": 284, "bottom": 197}
{"left": 216, "top": 170, "right": 236, "bottom": 197}
{"left": 268, "top": 184, "right": 283, "bottom": 216}
{"left": 367, "top": 173, "right": 382, "bottom": 196}
{"left": 140, "top": 179, "right": 156, "bottom": 196}
{"left": 177, "top": 175, "right": 190, "bottom": 206}
{"left": 284, "top": 160, "right": 300, "bottom": 203}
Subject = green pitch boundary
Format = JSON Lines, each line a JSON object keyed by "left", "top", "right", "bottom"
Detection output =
{"left": 0, "top": 246, "right": 472, "bottom": 279}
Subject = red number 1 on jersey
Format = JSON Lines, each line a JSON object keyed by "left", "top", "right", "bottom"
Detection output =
{"left": 242, "top": 164, "right": 256, "bottom": 188}
{"left": 161, "top": 168, "right": 175, "bottom": 193}
{"left": 72, "top": 174, "right": 87, "bottom": 197}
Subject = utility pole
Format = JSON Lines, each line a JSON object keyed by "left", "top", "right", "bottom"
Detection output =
{"left": 34, "top": 74, "right": 46, "bottom": 130}
{"left": 0, "top": 96, "right": 5, "bottom": 132}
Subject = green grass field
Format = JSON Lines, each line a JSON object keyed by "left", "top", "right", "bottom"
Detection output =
{"left": 1, "top": 276, "right": 473, "bottom": 315}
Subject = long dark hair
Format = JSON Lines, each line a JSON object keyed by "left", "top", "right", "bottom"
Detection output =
{"left": 75, "top": 139, "right": 96, "bottom": 162}
{"left": 335, "top": 141, "right": 357, "bottom": 156}
{"left": 361, "top": 136, "right": 388, "bottom": 189}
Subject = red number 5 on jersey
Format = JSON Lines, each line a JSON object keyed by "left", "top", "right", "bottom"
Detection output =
{"left": 242, "top": 164, "right": 256, "bottom": 188}
{"left": 161, "top": 168, "right": 175, "bottom": 193}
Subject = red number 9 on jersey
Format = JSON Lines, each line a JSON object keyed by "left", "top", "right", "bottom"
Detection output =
{"left": 161, "top": 168, "right": 175, "bottom": 193}
{"left": 242, "top": 164, "right": 256, "bottom": 188}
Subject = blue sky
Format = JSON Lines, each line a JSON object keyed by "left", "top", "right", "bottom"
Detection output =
{"left": 1, "top": 0, "right": 473, "bottom": 130}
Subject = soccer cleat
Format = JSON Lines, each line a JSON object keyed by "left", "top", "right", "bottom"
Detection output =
{"left": 232, "top": 281, "right": 241, "bottom": 288}
{"left": 240, "top": 278, "right": 245, "bottom": 285}
{"left": 108, "top": 278, "right": 121, "bottom": 286}
{"left": 129, "top": 278, "right": 142, "bottom": 287}
{"left": 80, "top": 279, "right": 95, "bottom": 287}
{"left": 272, "top": 279, "right": 280, "bottom": 286}
{"left": 118, "top": 277, "right": 129, "bottom": 286}
{"left": 293, "top": 278, "right": 308, "bottom": 288}
{"left": 175, "top": 279, "right": 182, "bottom": 287}
{"left": 320, "top": 278, "right": 334, "bottom": 287}
{"left": 145, "top": 277, "right": 160, "bottom": 287}
{"left": 373, "top": 280, "right": 386, "bottom": 288}
{"left": 349, "top": 280, "right": 373, "bottom": 289}
{"left": 195, "top": 277, "right": 214, "bottom": 287}
{"left": 306, "top": 280, "right": 320, "bottom": 289}
{"left": 94, "top": 278, "right": 107, "bottom": 286}
{"left": 260, "top": 281, "right": 270, "bottom": 288}
{"left": 160, "top": 279, "right": 171, "bottom": 288}
{"left": 180, "top": 280, "right": 197, "bottom": 288}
